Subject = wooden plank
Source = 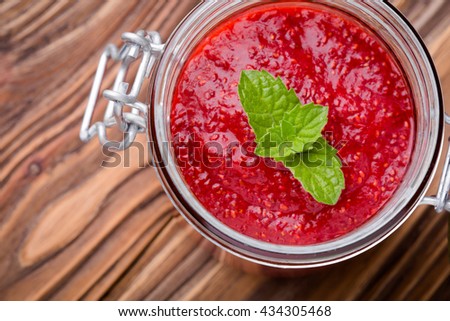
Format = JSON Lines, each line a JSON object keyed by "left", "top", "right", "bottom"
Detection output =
{"left": 0, "top": 0, "right": 449, "bottom": 301}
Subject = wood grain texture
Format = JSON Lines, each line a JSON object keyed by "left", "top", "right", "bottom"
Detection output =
{"left": 0, "top": 0, "right": 449, "bottom": 301}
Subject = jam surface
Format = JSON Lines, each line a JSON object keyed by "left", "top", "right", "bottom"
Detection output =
{"left": 170, "top": 3, "right": 415, "bottom": 245}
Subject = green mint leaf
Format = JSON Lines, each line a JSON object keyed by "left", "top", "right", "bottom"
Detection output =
{"left": 285, "top": 138, "right": 344, "bottom": 205}
{"left": 255, "top": 129, "right": 294, "bottom": 161}
{"left": 256, "top": 103, "right": 329, "bottom": 158}
{"left": 252, "top": 103, "right": 328, "bottom": 159}
{"left": 282, "top": 103, "right": 329, "bottom": 152}
{"left": 238, "top": 69, "right": 345, "bottom": 205}
{"left": 238, "top": 70, "right": 300, "bottom": 140}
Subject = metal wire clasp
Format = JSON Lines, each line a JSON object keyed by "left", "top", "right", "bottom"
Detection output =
{"left": 80, "top": 30, "right": 163, "bottom": 150}
{"left": 421, "top": 116, "right": 450, "bottom": 213}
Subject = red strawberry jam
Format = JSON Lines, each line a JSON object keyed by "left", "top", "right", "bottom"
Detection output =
{"left": 170, "top": 3, "right": 414, "bottom": 245}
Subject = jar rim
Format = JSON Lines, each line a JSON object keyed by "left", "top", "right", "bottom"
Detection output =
{"left": 148, "top": 1, "right": 444, "bottom": 268}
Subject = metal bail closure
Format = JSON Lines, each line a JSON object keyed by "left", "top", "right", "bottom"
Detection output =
{"left": 422, "top": 116, "right": 450, "bottom": 213}
{"left": 80, "top": 30, "right": 163, "bottom": 150}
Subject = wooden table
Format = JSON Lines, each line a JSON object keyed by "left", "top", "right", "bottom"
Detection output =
{"left": 1, "top": 0, "right": 449, "bottom": 300}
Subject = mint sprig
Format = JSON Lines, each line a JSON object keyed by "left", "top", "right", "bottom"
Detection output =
{"left": 238, "top": 70, "right": 345, "bottom": 205}
{"left": 255, "top": 102, "right": 329, "bottom": 158}
{"left": 238, "top": 70, "right": 300, "bottom": 140}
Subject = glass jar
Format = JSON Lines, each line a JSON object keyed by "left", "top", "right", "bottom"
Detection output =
{"left": 80, "top": 1, "right": 448, "bottom": 269}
